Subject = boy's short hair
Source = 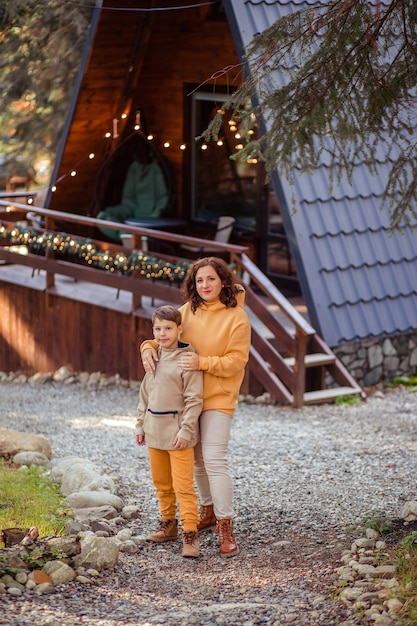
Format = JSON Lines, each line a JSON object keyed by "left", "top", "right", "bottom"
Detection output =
{"left": 152, "top": 305, "right": 182, "bottom": 326}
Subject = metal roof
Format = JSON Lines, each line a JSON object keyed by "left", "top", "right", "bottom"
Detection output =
{"left": 224, "top": 0, "right": 417, "bottom": 347}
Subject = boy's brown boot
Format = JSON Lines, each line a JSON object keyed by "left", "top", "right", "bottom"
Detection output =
{"left": 197, "top": 504, "right": 217, "bottom": 532}
{"left": 146, "top": 518, "right": 178, "bottom": 542}
{"left": 217, "top": 518, "right": 239, "bottom": 558}
{"left": 182, "top": 530, "right": 200, "bottom": 558}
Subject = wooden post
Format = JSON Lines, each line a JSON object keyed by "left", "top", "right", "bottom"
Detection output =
{"left": 292, "top": 328, "right": 307, "bottom": 408}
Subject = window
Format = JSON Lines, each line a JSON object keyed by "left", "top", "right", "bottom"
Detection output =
{"left": 188, "top": 89, "right": 257, "bottom": 230}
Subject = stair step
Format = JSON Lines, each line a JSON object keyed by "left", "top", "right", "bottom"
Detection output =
{"left": 303, "top": 386, "right": 361, "bottom": 405}
{"left": 284, "top": 352, "right": 336, "bottom": 368}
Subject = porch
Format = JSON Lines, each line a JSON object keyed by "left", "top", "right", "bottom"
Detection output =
{"left": 0, "top": 200, "right": 363, "bottom": 407}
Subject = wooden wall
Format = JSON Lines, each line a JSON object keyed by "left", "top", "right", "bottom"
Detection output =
{"left": 0, "top": 278, "right": 151, "bottom": 380}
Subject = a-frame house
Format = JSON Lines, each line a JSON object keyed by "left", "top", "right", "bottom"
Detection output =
{"left": 1, "top": 0, "right": 416, "bottom": 403}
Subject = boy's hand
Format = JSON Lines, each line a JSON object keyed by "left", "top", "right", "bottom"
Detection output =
{"left": 136, "top": 434, "right": 145, "bottom": 446}
{"left": 173, "top": 435, "right": 188, "bottom": 449}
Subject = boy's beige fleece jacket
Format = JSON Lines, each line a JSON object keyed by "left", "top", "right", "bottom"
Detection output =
{"left": 136, "top": 341, "right": 203, "bottom": 449}
{"left": 141, "top": 290, "right": 251, "bottom": 416}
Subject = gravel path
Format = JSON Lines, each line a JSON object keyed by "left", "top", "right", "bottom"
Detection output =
{"left": 1, "top": 381, "right": 417, "bottom": 626}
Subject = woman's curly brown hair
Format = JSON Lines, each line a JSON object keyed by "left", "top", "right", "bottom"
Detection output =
{"left": 181, "top": 257, "right": 244, "bottom": 313}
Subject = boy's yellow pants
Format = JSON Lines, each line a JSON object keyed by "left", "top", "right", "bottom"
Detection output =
{"left": 147, "top": 447, "right": 199, "bottom": 531}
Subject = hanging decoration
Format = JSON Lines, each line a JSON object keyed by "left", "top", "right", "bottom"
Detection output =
{"left": 0, "top": 223, "right": 191, "bottom": 284}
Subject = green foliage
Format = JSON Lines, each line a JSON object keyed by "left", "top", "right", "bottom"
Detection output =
{"left": 0, "top": 458, "right": 69, "bottom": 545}
{"left": 401, "top": 531, "right": 417, "bottom": 549}
{"left": 335, "top": 394, "right": 360, "bottom": 405}
{"left": 384, "top": 376, "right": 417, "bottom": 390}
{"left": 0, "top": 0, "right": 94, "bottom": 170}
{"left": 201, "top": 0, "right": 417, "bottom": 229}
{"left": 393, "top": 533, "right": 417, "bottom": 624}
{"left": 21, "top": 547, "right": 68, "bottom": 570}
{"left": 353, "top": 510, "right": 393, "bottom": 535}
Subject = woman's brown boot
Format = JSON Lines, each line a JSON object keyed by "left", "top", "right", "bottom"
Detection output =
{"left": 197, "top": 504, "right": 217, "bottom": 532}
{"left": 217, "top": 518, "right": 239, "bottom": 558}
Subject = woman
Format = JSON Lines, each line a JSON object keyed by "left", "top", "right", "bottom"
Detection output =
{"left": 141, "top": 256, "right": 251, "bottom": 557}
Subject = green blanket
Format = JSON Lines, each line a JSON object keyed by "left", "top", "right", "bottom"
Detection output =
{"left": 97, "top": 159, "right": 169, "bottom": 242}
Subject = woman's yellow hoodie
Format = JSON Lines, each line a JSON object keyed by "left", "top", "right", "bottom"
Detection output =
{"left": 141, "top": 290, "right": 251, "bottom": 416}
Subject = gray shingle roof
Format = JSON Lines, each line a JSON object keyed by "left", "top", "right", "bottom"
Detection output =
{"left": 224, "top": 0, "right": 417, "bottom": 347}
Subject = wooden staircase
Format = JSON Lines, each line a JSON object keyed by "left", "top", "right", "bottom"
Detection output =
{"left": 233, "top": 253, "right": 364, "bottom": 408}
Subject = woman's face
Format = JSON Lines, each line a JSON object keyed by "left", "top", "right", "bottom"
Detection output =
{"left": 195, "top": 265, "right": 223, "bottom": 303}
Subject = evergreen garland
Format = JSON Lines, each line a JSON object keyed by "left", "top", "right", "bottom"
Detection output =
{"left": 0, "top": 223, "right": 191, "bottom": 284}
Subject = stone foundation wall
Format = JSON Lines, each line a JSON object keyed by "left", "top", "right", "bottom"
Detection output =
{"left": 333, "top": 332, "right": 417, "bottom": 387}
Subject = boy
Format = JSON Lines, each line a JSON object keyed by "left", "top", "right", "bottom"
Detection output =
{"left": 135, "top": 305, "right": 203, "bottom": 558}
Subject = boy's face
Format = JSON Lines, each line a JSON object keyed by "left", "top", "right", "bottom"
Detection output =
{"left": 152, "top": 317, "right": 182, "bottom": 350}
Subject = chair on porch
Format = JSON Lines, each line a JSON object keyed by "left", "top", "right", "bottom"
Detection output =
{"left": 179, "top": 216, "right": 235, "bottom": 257}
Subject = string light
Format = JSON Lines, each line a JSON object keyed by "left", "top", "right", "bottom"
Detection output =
{"left": 0, "top": 223, "right": 191, "bottom": 283}
{"left": 49, "top": 105, "right": 255, "bottom": 195}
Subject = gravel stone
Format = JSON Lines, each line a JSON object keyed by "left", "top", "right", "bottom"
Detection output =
{"left": 1, "top": 381, "right": 416, "bottom": 625}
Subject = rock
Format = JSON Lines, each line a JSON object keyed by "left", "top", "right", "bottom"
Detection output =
{"left": 7, "top": 587, "right": 23, "bottom": 596}
{"left": 65, "top": 491, "right": 124, "bottom": 511}
{"left": 399, "top": 500, "right": 417, "bottom": 522}
{"left": 31, "top": 570, "right": 53, "bottom": 585}
{"left": 12, "top": 451, "right": 50, "bottom": 466}
{"left": 34, "top": 582, "right": 55, "bottom": 595}
{"left": 0, "top": 428, "right": 52, "bottom": 459}
{"left": 41, "top": 536, "right": 82, "bottom": 558}
{"left": 60, "top": 465, "right": 116, "bottom": 496}
{"left": 115, "top": 528, "right": 132, "bottom": 542}
{"left": 28, "top": 373, "right": 54, "bottom": 384}
{"left": 53, "top": 366, "right": 74, "bottom": 382}
{"left": 91, "top": 520, "right": 112, "bottom": 534}
{"left": 43, "top": 561, "right": 77, "bottom": 584}
{"left": 121, "top": 505, "right": 141, "bottom": 520}
{"left": 72, "top": 535, "right": 119, "bottom": 570}
{"left": 72, "top": 505, "right": 119, "bottom": 523}
{"left": 49, "top": 457, "right": 98, "bottom": 484}
{"left": 118, "top": 540, "right": 138, "bottom": 554}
